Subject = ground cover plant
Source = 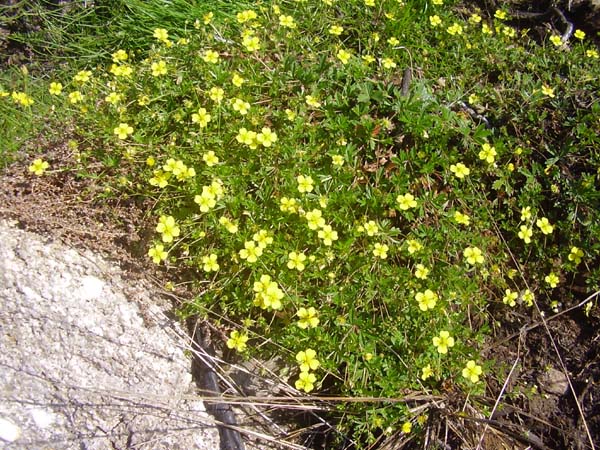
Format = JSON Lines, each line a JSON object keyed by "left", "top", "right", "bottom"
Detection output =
{"left": 2, "top": 0, "right": 600, "bottom": 448}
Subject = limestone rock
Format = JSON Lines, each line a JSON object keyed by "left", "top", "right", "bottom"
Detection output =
{"left": 0, "top": 220, "right": 220, "bottom": 449}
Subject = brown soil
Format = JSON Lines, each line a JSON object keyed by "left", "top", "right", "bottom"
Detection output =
{"left": 482, "top": 308, "right": 600, "bottom": 450}
{"left": 0, "top": 133, "right": 175, "bottom": 300}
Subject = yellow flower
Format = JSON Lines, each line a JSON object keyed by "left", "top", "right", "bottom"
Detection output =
{"left": 319, "top": 195, "right": 328, "bottom": 209}
{"left": 295, "top": 371, "right": 316, "bottom": 392}
{"left": 11, "top": 91, "right": 34, "bottom": 106}
{"left": 331, "top": 154, "right": 344, "bottom": 166}
{"left": 421, "top": 364, "right": 433, "bottom": 380}
{"left": 113, "top": 123, "right": 134, "bottom": 140}
{"left": 285, "top": 108, "right": 296, "bottom": 120}
{"left": 502, "top": 26, "right": 516, "bottom": 38}
{"left": 478, "top": 143, "right": 497, "bottom": 164}
{"left": 68, "top": 91, "right": 83, "bottom": 104}
{"left": 236, "top": 128, "right": 257, "bottom": 148}
{"left": 253, "top": 229, "right": 273, "bottom": 249}
{"left": 503, "top": 289, "right": 517, "bottom": 307}
{"left": 279, "top": 15, "right": 296, "bottom": 29}
{"left": 191, "top": 108, "right": 211, "bottom": 127}
{"left": 105, "top": 92, "right": 123, "bottom": 105}
{"left": 586, "top": 49, "right": 599, "bottom": 59}
{"left": 203, "top": 12, "right": 214, "bottom": 24}
{"left": 396, "top": 193, "right": 417, "bottom": 210}
{"left": 318, "top": 225, "right": 338, "bottom": 246}
{"left": 305, "top": 95, "right": 322, "bottom": 108}
{"left": 209, "top": 86, "right": 224, "bottom": 103}
{"left": 112, "top": 49, "right": 128, "bottom": 62}
{"left": 236, "top": 9, "right": 257, "bottom": 23}
{"left": 541, "top": 84, "right": 555, "bottom": 98}
{"left": 296, "top": 349, "right": 320, "bottom": 372}
{"left": 151, "top": 60, "right": 167, "bottom": 77}
{"left": 253, "top": 277, "right": 284, "bottom": 310}
{"left": 73, "top": 70, "right": 92, "bottom": 83}
{"left": 218, "top": 216, "right": 239, "bottom": 234}
{"left": 463, "top": 246, "right": 484, "bottom": 265}
{"left": 226, "top": 330, "right": 249, "bottom": 352}
{"left": 494, "top": 10, "right": 507, "bottom": 20}
{"left": 203, "top": 150, "right": 219, "bottom": 167}
{"left": 414, "top": 264, "right": 429, "bottom": 280}
{"left": 469, "top": 14, "right": 482, "bottom": 24}
{"left": 253, "top": 274, "right": 272, "bottom": 293}
{"left": 239, "top": 240, "right": 263, "bottom": 263}
{"left": 329, "top": 25, "right": 343, "bottom": 36}
{"left": 153, "top": 28, "right": 169, "bottom": 42}
{"left": 521, "top": 206, "right": 532, "bottom": 221}
{"left": 242, "top": 35, "right": 261, "bottom": 52}
{"left": 148, "top": 244, "right": 168, "bottom": 264}
{"left": 48, "top": 82, "right": 62, "bottom": 95}
{"left": 432, "top": 330, "right": 454, "bottom": 354}
{"left": 545, "top": 272, "right": 559, "bottom": 288}
{"left": 446, "top": 23, "right": 463, "bottom": 36}
{"left": 280, "top": 197, "right": 299, "bottom": 213}
{"left": 194, "top": 191, "right": 216, "bottom": 212}
{"left": 110, "top": 64, "right": 133, "bottom": 77}
{"left": 402, "top": 422, "right": 412, "bottom": 434}
{"left": 388, "top": 37, "right": 399, "bottom": 46}
{"left": 522, "top": 289, "right": 535, "bottom": 307}
{"left": 381, "top": 57, "right": 396, "bottom": 69}
{"left": 156, "top": 215, "right": 180, "bottom": 243}
{"left": 429, "top": 15, "right": 442, "bottom": 27}
{"left": 297, "top": 175, "right": 314, "bottom": 193}
{"left": 373, "top": 243, "right": 389, "bottom": 259}
{"left": 406, "top": 239, "right": 422, "bottom": 254}
{"left": 568, "top": 246, "right": 584, "bottom": 265}
{"left": 450, "top": 162, "right": 470, "bottom": 178}
{"left": 364, "top": 0, "right": 375, "bottom": 6}
{"left": 362, "top": 54, "right": 375, "bottom": 64}
{"left": 432, "top": 0, "right": 443, "bottom": 4}
{"left": 297, "top": 307, "right": 319, "bottom": 329}
{"left": 536, "top": 217, "right": 554, "bottom": 235}
{"left": 337, "top": 49, "right": 352, "bottom": 64}
{"left": 518, "top": 225, "right": 533, "bottom": 244}
{"left": 550, "top": 35, "right": 562, "bottom": 47}
{"left": 256, "top": 127, "right": 277, "bottom": 147}
{"left": 288, "top": 251, "right": 307, "bottom": 271}
{"left": 202, "top": 49, "right": 220, "bottom": 63}
{"left": 28, "top": 158, "right": 49, "bottom": 176}
{"left": 305, "top": 209, "right": 325, "bottom": 230}
{"left": 149, "top": 170, "right": 170, "bottom": 188}
{"left": 363, "top": 220, "right": 378, "bottom": 236}
{"left": 232, "top": 73, "right": 245, "bottom": 87}
{"left": 453, "top": 211, "right": 470, "bottom": 226}
{"left": 416, "top": 289, "right": 437, "bottom": 311}
{"left": 202, "top": 254, "right": 219, "bottom": 272}
{"left": 468, "top": 93, "right": 480, "bottom": 104}
{"left": 231, "top": 97, "right": 251, "bottom": 115}
{"left": 462, "top": 360, "right": 483, "bottom": 383}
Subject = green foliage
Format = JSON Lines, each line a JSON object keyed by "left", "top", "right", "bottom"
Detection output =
{"left": 4, "top": 0, "right": 245, "bottom": 65}
{"left": 6, "top": 0, "right": 600, "bottom": 446}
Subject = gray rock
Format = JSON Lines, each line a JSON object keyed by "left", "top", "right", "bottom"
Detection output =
{"left": 0, "top": 220, "right": 220, "bottom": 449}
{"left": 538, "top": 367, "right": 570, "bottom": 396}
